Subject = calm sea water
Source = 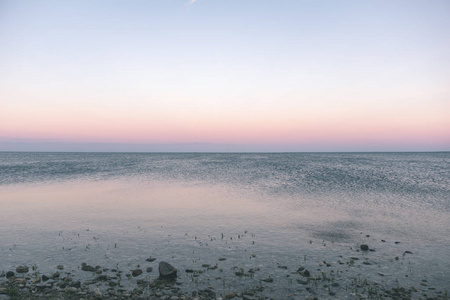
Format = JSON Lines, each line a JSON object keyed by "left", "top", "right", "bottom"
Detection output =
{"left": 1, "top": 152, "right": 449, "bottom": 297}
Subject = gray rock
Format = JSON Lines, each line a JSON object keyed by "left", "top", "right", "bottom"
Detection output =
{"left": 66, "top": 287, "right": 77, "bottom": 293}
{"left": 262, "top": 278, "right": 273, "bottom": 282}
{"left": 6, "top": 271, "right": 14, "bottom": 278}
{"left": 159, "top": 262, "right": 177, "bottom": 279}
{"left": 16, "top": 265, "right": 29, "bottom": 273}
{"left": 132, "top": 269, "right": 143, "bottom": 277}
{"left": 57, "top": 265, "right": 64, "bottom": 270}
{"left": 146, "top": 267, "right": 153, "bottom": 273}
{"left": 146, "top": 257, "right": 157, "bottom": 262}
{"left": 42, "top": 275, "right": 50, "bottom": 282}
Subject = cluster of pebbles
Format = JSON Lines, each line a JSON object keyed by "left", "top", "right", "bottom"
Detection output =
{"left": 1, "top": 242, "right": 448, "bottom": 300}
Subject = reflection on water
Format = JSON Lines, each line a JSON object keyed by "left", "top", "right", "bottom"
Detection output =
{"left": 1, "top": 152, "right": 450, "bottom": 297}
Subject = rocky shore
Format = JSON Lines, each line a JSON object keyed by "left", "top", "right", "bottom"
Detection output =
{"left": 1, "top": 241, "right": 448, "bottom": 300}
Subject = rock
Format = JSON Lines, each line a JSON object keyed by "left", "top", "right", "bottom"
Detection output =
{"left": 219, "top": 258, "right": 227, "bottom": 261}
{"left": 50, "top": 271, "right": 59, "bottom": 279}
{"left": 360, "top": 244, "right": 369, "bottom": 251}
{"left": 303, "top": 270, "right": 310, "bottom": 277}
{"left": 404, "top": 251, "right": 413, "bottom": 254}
{"left": 6, "top": 271, "right": 14, "bottom": 278}
{"left": 66, "top": 287, "right": 77, "bottom": 293}
{"left": 159, "top": 262, "right": 177, "bottom": 279}
{"left": 146, "top": 267, "right": 153, "bottom": 273}
{"left": 297, "top": 267, "right": 305, "bottom": 273}
{"left": 57, "top": 265, "right": 64, "bottom": 270}
{"left": 16, "top": 265, "right": 29, "bottom": 273}
{"left": 42, "top": 275, "right": 50, "bottom": 282}
{"left": 225, "top": 292, "right": 237, "bottom": 298}
{"left": 70, "top": 281, "right": 81, "bottom": 288}
{"left": 146, "top": 257, "right": 157, "bottom": 262}
{"left": 94, "top": 288, "right": 103, "bottom": 298}
{"left": 185, "top": 269, "right": 194, "bottom": 273}
{"left": 31, "top": 277, "right": 41, "bottom": 284}
{"left": 262, "top": 278, "right": 273, "bottom": 282}
{"left": 297, "top": 279, "right": 308, "bottom": 285}
{"left": 132, "top": 269, "right": 143, "bottom": 277}
{"left": 81, "top": 263, "right": 96, "bottom": 272}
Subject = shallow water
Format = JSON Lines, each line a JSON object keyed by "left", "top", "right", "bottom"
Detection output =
{"left": 1, "top": 152, "right": 449, "bottom": 297}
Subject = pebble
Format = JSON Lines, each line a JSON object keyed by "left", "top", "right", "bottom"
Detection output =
{"left": 360, "top": 244, "right": 369, "bottom": 251}
{"left": 132, "top": 269, "right": 143, "bottom": 277}
{"left": 16, "top": 265, "right": 29, "bottom": 273}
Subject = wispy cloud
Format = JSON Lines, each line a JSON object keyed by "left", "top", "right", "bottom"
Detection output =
{"left": 187, "top": 0, "right": 197, "bottom": 5}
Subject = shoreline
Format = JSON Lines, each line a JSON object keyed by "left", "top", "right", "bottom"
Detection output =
{"left": 1, "top": 241, "right": 448, "bottom": 300}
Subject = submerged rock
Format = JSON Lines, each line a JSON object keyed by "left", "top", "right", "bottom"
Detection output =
{"left": 81, "top": 263, "right": 96, "bottom": 272}
{"left": 146, "top": 257, "right": 157, "bottom": 262}
{"left": 16, "top": 265, "right": 29, "bottom": 273}
{"left": 159, "top": 261, "right": 177, "bottom": 279}
{"left": 6, "top": 271, "right": 14, "bottom": 278}
{"left": 132, "top": 269, "right": 143, "bottom": 277}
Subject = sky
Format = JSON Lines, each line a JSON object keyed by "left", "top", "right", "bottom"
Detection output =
{"left": 0, "top": 0, "right": 449, "bottom": 152}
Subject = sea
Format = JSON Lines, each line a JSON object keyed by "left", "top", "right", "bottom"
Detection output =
{"left": 1, "top": 152, "right": 449, "bottom": 298}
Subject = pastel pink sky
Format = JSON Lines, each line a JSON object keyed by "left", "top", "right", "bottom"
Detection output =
{"left": 1, "top": 0, "right": 449, "bottom": 151}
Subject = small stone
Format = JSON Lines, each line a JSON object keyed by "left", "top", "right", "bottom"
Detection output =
{"left": 303, "top": 270, "right": 310, "bottom": 277}
{"left": 381, "top": 240, "right": 386, "bottom": 242}
{"left": 202, "top": 264, "right": 211, "bottom": 268}
{"left": 146, "top": 267, "right": 153, "bottom": 273}
{"left": 297, "top": 279, "right": 308, "bottom": 285}
{"left": 16, "top": 265, "right": 29, "bottom": 273}
{"left": 70, "top": 281, "right": 81, "bottom": 288}
{"left": 225, "top": 292, "right": 237, "bottom": 298}
{"left": 219, "top": 258, "right": 226, "bottom": 261}
{"left": 404, "top": 251, "right": 413, "bottom": 254}
{"left": 66, "top": 287, "right": 77, "bottom": 293}
{"left": 395, "top": 241, "right": 400, "bottom": 244}
{"left": 42, "top": 275, "right": 50, "bottom": 282}
{"left": 159, "top": 262, "right": 177, "bottom": 279}
{"left": 50, "top": 271, "right": 59, "bottom": 279}
{"left": 6, "top": 271, "right": 14, "bottom": 278}
{"left": 297, "top": 267, "right": 305, "bottom": 272}
{"left": 331, "top": 282, "right": 339, "bottom": 287}
{"left": 360, "top": 244, "right": 369, "bottom": 251}
{"left": 94, "top": 288, "right": 102, "bottom": 298}
{"left": 262, "top": 278, "right": 273, "bottom": 282}
{"left": 146, "top": 257, "right": 157, "bottom": 262}
{"left": 378, "top": 272, "right": 385, "bottom": 276}
{"left": 81, "top": 263, "right": 96, "bottom": 272}
{"left": 132, "top": 269, "right": 143, "bottom": 277}
{"left": 31, "top": 277, "right": 41, "bottom": 284}
{"left": 57, "top": 265, "right": 64, "bottom": 270}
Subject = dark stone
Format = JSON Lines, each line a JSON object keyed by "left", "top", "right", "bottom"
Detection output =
{"left": 146, "top": 257, "right": 157, "bottom": 262}
{"left": 297, "top": 266, "right": 305, "bottom": 273}
{"left": 59, "top": 282, "right": 68, "bottom": 289}
{"left": 81, "top": 263, "right": 96, "bottom": 272}
{"left": 96, "top": 275, "right": 108, "bottom": 281}
{"left": 331, "top": 282, "right": 339, "bottom": 287}
{"left": 70, "top": 281, "right": 81, "bottom": 288}
{"left": 6, "top": 271, "right": 14, "bottom": 278}
{"left": 146, "top": 267, "right": 153, "bottom": 273}
{"left": 185, "top": 269, "right": 194, "bottom": 273}
{"left": 132, "top": 269, "right": 143, "bottom": 277}
{"left": 297, "top": 279, "right": 308, "bottom": 285}
{"left": 50, "top": 271, "right": 59, "bottom": 279}
{"left": 395, "top": 241, "right": 400, "bottom": 244}
{"left": 360, "top": 244, "right": 369, "bottom": 251}
{"left": 16, "top": 265, "right": 29, "bottom": 273}
{"left": 198, "top": 288, "right": 216, "bottom": 298}
{"left": 404, "top": 251, "right": 413, "bottom": 254}
{"left": 381, "top": 240, "right": 386, "bottom": 242}
{"left": 42, "top": 275, "right": 50, "bottom": 282}
{"left": 158, "top": 261, "right": 177, "bottom": 279}
{"left": 303, "top": 270, "right": 310, "bottom": 277}
{"left": 109, "top": 282, "right": 117, "bottom": 287}
{"left": 278, "top": 265, "right": 287, "bottom": 269}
